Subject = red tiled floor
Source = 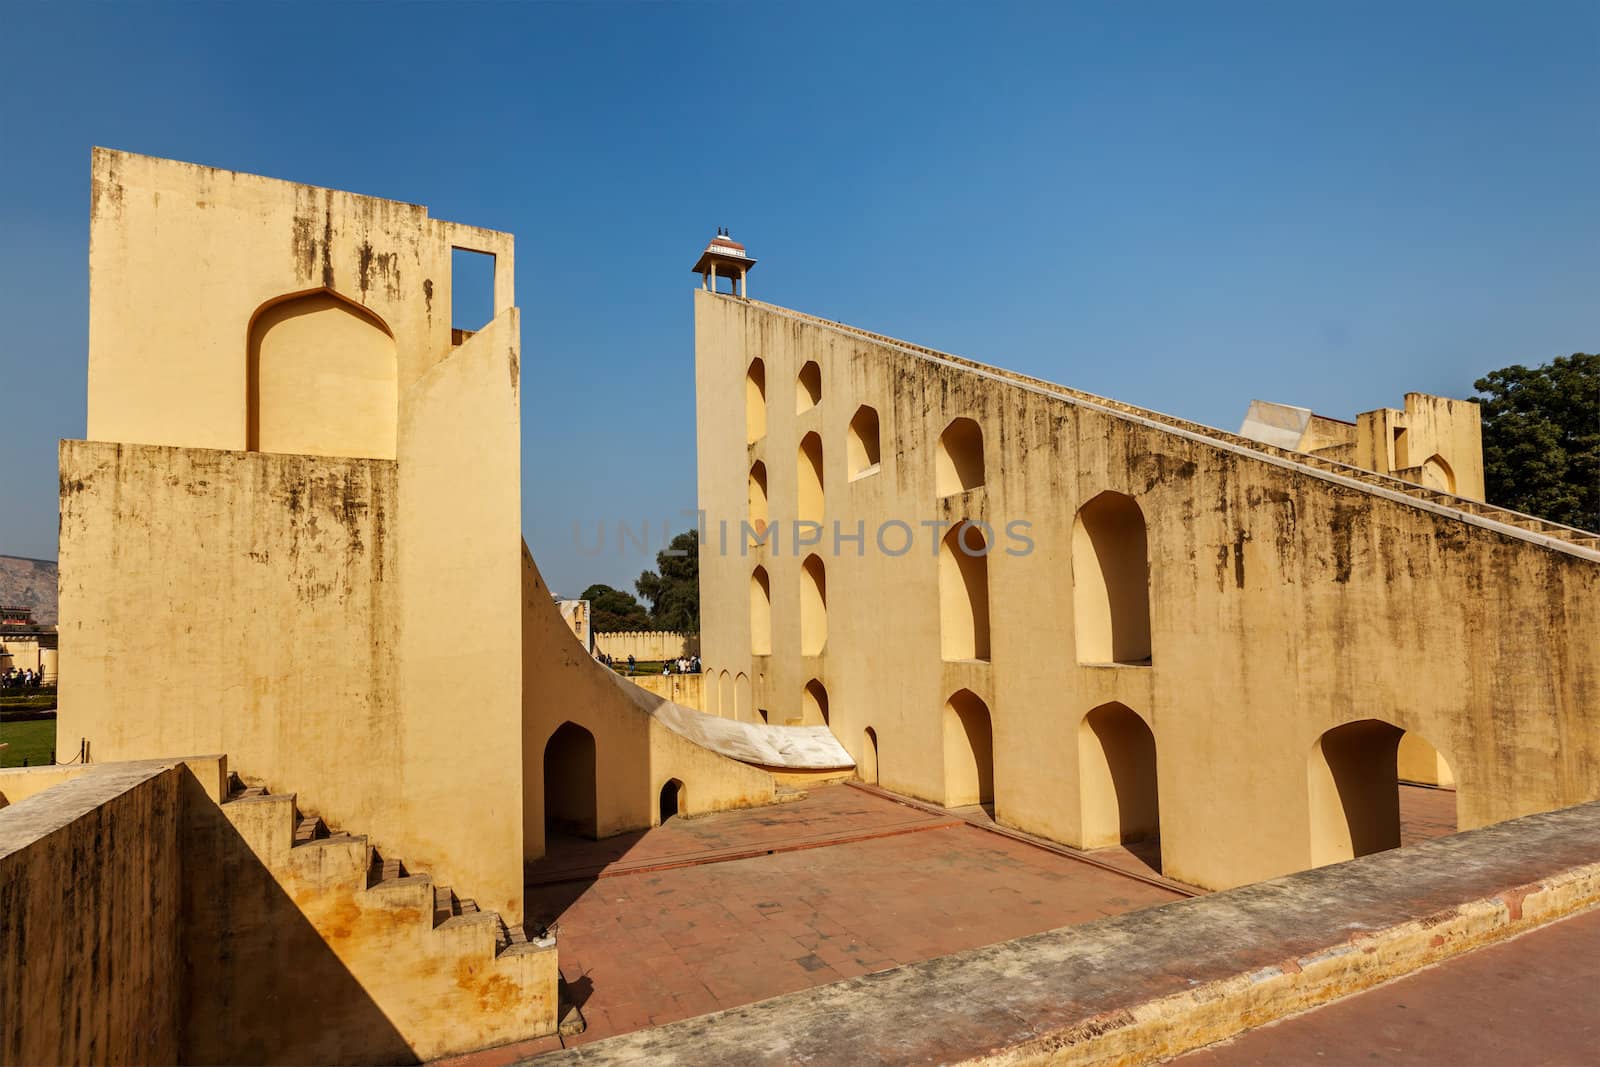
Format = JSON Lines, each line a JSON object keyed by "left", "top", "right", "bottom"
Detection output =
{"left": 474, "top": 784, "right": 1185, "bottom": 1060}
{"left": 437, "top": 782, "right": 1460, "bottom": 1065}
{"left": 1399, "top": 783, "right": 1457, "bottom": 846}
{"left": 527, "top": 784, "right": 954, "bottom": 883}
{"left": 1176, "top": 905, "right": 1600, "bottom": 1065}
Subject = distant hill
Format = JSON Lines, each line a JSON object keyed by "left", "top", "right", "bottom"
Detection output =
{"left": 0, "top": 556, "right": 58, "bottom": 626}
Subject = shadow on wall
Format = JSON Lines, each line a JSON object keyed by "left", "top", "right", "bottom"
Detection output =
{"left": 179, "top": 771, "right": 415, "bottom": 1066}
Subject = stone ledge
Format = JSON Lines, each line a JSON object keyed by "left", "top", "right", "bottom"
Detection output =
{"left": 527, "top": 799, "right": 1600, "bottom": 1065}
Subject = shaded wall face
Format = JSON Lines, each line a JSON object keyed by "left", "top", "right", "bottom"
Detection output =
{"left": 0, "top": 765, "right": 183, "bottom": 1066}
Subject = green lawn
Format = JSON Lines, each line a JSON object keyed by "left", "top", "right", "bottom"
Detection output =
{"left": 0, "top": 717, "right": 57, "bottom": 767}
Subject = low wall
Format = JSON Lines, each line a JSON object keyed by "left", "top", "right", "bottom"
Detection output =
{"left": 0, "top": 758, "right": 223, "bottom": 1066}
{"left": 594, "top": 630, "right": 698, "bottom": 662}
{"left": 534, "top": 798, "right": 1600, "bottom": 1066}
{"left": 626, "top": 672, "right": 705, "bottom": 711}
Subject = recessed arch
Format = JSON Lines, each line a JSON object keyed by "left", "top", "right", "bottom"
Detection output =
{"left": 802, "top": 679, "right": 829, "bottom": 726}
{"left": 1072, "top": 491, "right": 1152, "bottom": 665}
{"left": 861, "top": 727, "right": 879, "bottom": 784}
{"left": 1420, "top": 454, "right": 1456, "bottom": 494}
{"left": 719, "top": 670, "right": 733, "bottom": 719}
{"left": 1078, "top": 703, "right": 1160, "bottom": 861}
{"left": 940, "top": 522, "right": 991, "bottom": 661}
{"left": 936, "top": 417, "right": 984, "bottom": 496}
{"left": 943, "top": 689, "right": 994, "bottom": 808}
{"left": 796, "top": 360, "right": 822, "bottom": 414}
{"left": 659, "top": 778, "right": 684, "bottom": 823}
{"left": 746, "top": 358, "right": 767, "bottom": 444}
{"left": 247, "top": 288, "right": 397, "bottom": 459}
{"left": 543, "top": 721, "right": 597, "bottom": 839}
{"left": 750, "top": 567, "right": 772, "bottom": 656}
{"left": 800, "top": 554, "right": 827, "bottom": 656}
{"left": 735, "top": 672, "right": 752, "bottom": 721}
{"left": 748, "top": 461, "right": 769, "bottom": 537}
{"left": 1308, "top": 719, "right": 1457, "bottom": 866}
{"left": 848, "top": 405, "right": 881, "bottom": 480}
{"left": 798, "top": 432, "right": 825, "bottom": 524}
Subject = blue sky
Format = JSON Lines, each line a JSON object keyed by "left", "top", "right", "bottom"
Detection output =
{"left": 1, "top": 2, "right": 1595, "bottom": 597}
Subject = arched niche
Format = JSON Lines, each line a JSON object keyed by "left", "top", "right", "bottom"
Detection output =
{"left": 750, "top": 567, "right": 772, "bottom": 656}
{"left": 796, "top": 360, "right": 821, "bottom": 414}
{"left": 543, "top": 721, "right": 598, "bottom": 839}
{"left": 943, "top": 689, "right": 994, "bottom": 808}
{"left": 248, "top": 288, "right": 397, "bottom": 459}
{"left": 940, "top": 522, "right": 991, "bottom": 661}
{"left": 1072, "top": 491, "right": 1152, "bottom": 665}
{"left": 800, "top": 554, "right": 827, "bottom": 656}
{"left": 848, "top": 405, "right": 881, "bottom": 480}
{"left": 746, "top": 358, "right": 767, "bottom": 444}
{"left": 936, "top": 417, "right": 984, "bottom": 496}
{"left": 802, "top": 679, "right": 829, "bottom": 726}
{"left": 1078, "top": 702, "right": 1160, "bottom": 858}
{"left": 798, "top": 432, "right": 825, "bottom": 524}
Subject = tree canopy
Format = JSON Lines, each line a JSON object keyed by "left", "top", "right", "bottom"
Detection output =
{"left": 580, "top": 583, "right": 653, "bottom": 632}
{"left": 635, "top": 529, "right": 700, "bottom": 633}
{"left": 1474, "top": 353, "right": 1598, "bottom": 532}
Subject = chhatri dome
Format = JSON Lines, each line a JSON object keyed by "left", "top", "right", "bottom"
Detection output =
{"left": 692, "top": 227, "right": 756, "bottom": 298}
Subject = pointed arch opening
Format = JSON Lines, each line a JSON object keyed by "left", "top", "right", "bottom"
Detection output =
{"left": 798, "top": 431, "right": 825, "bottom": 524}
{"left": 659, "top": 778, "right": 684, "bottom": 823}
{"left": 936, "top": 417, "right": 985, "bottom": 496}
{"left": 1072, "top": 491, "right": 1152, "bottom": 666}
{"left": 861, "top": 727, "right": 879, "bottom": 784}
{"left": 800, "top": 554, "right": 827, "bottom": 656}
{"left": 848, "top": 405, "right": 881, "bottom": 480}
{"left": 735, "top": 672, "right": 752, "bottom": 721}
{"left": 746, "top": 358, "right": 767, "bottom": 444}
{"left": 1420, "top": 454, "right": 1456, "bottom": 494}
{"left": 718, "top": 670, "right": 733, "bottom": 719}
{"left": 943, "top": 689, "right": 994, "bottom": 809}
{"left": 247, "top": 288, "right": 397, "bottom": 459}
{"left": 796, "top": 360, "right": 821, "bottom": 413}
{"left": 940, "top": 521, "right": 991, "bottom": 661}
{"left": 1308, "top": 719, "right": 1458, "bottom": 866}
{"left": 543, "top": 721, "right": 597, "bottom": 839}
{"left": 748, "top": 461, "right": 769, "bottom": 537}
{"left": 750, "top": 567, "right": 772, "bottom": 656}
{"left": 1078, "top": 703, "right": 1161, "bottom": 869}
{"left": 802, "top": 679, "right": 829, "bottom": 726}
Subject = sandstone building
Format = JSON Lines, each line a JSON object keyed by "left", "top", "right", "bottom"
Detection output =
{"left": 694, "top": 255, "right": 1600, "bottom": 891}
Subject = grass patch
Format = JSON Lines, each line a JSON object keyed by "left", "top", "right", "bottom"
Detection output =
{"left": 0, "top": 717, "right": 57, "bottom": 767}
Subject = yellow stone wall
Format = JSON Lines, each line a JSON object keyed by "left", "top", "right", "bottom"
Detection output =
{"left": 61, "top": 150, "right": 525, "bottom": 921}
{"left": 695, "top": 290, "right": 1600, "bottom": 891}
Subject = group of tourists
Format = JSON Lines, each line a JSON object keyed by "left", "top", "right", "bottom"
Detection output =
{"left": 662, "top": 656, "right": 701, "bottom": 676}
{"left": 592, "top": 650, "right": 702, "bottom": 676}
{"left": 0, "top": 667, "right": 45, "bottom": 689}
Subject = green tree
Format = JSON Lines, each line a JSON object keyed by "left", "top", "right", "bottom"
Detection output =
{"left": 635, "top": 530, "right": 700, "bottom": 632}
{"left": 1474, "top": 353, "right": 1598, "bottom": 531}
{"left": 580, "top": 583, "right": 652, "bottom": 632}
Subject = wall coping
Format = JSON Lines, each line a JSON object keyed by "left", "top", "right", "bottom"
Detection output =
{"left": 532, "top": 798, "right": 1600, "bottom": 1065}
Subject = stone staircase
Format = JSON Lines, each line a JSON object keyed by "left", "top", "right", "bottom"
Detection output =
{"left": 200, "top": 772, "right": 564, "bottom": 1063}
{"left": 745, "top": 296, "right": 1600, "bottom": 557}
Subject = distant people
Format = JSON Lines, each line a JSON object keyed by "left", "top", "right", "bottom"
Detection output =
{"left": 662, "top": 661, "right": 672, "bottom": 675}
{"left": 627, "top": 653, "right": 636, "bottom": 676}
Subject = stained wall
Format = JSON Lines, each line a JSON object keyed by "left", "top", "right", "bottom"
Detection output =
{"left": 696, "top": 290, "right": 1600, "bottom": 890}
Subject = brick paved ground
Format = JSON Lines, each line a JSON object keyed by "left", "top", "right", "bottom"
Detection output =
{"left": 1176, "top": 905, "right": 1600, "bottom": 1065}
{"left": 1398, "top": 783, "right": 1457, "bottom": 845}
{"left": 437, "top": 785, "right": 1185, "bottom": 1064}
{"left": 436, "top": 781, "right": 1460, "bottom": 1065}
